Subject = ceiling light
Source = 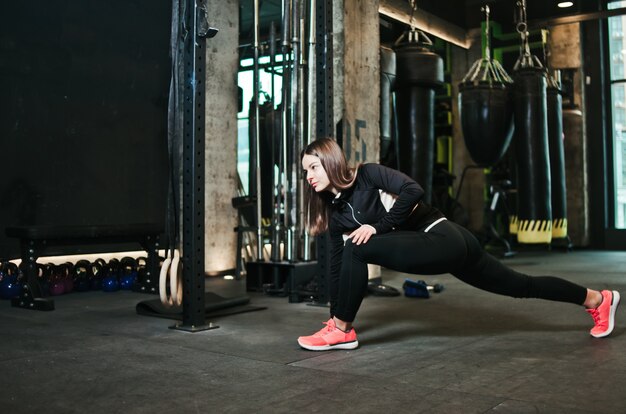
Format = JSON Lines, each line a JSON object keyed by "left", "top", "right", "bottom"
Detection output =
{"left": 558, "top": 1, "right": 574, "bottom": 8}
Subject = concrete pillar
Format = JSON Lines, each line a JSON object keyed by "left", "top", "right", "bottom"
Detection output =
{"left": 333, "top": 0, "right": 380, "bottom": 279}
{"left": 335, "top": 0, "right": 380, "bottom": 165}
{"left": 548, "top": 23, "right": 589, "bottom": 246}
{"left": 204, "top": 1, "right": 239, "bottom": 274}
{"left": 333, "top": 0, "right": 345, "bottom": 132}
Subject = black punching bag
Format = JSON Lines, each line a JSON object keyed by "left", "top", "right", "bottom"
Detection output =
{"left": 394, "top": 38, "right": 443, "bottom": 203}
{"left": 249, "top": 100, "right": 277, "bottom": 220}
{"left": 547, "top": 79, "right": 567, "bottom": 239}
{"left": 513, "top": 67, "right": 552, "bottom": 243}
{"left": 459, "top": 83, "right": 514, "bottom": 166}
{"left": 380, "top": 46, "right": 396, "bottom": 168}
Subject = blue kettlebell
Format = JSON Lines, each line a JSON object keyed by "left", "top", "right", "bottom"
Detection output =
{"left": 102, "top": 259, "right": 120, "bottom": 292}
{"left": 119, "top": 257, "right": 138, "bottom": 290}
{"left": 0, "top": 262, "right": 22, "bottom": 300}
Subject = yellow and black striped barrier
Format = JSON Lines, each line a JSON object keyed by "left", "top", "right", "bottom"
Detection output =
{"left": 517, "top": 219, "right": 553, "bottom": 244}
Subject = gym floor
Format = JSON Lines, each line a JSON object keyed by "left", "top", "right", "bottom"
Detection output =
{"left": 1, "top": 250, "right": 625, "bottom": 413}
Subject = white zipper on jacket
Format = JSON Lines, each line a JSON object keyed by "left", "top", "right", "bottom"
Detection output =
{"left": 338, "top": 199, "right": 364, "bottom": 226}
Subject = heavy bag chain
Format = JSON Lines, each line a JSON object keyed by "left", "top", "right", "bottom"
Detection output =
{"left": 395, "top": 0, "right": 433, "bottom": 48}
{"left": 513, "top": 0, "right": 543, "bottom": 70}
{"left": 461, "top": 5, "right": 512, "bottom": 85}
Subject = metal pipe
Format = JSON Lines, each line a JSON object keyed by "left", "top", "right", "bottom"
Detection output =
{"left": 269, "top": 21, "right": 276, "bottom": 104}
{"left": 297, "top": 15, "right": 306, "bottom": 260}
{"left": 269, "top": 20, "right": 282, "bottom": 262}
{"left": 281, "top": 0, "right": 291, "bottom": 259}
{"left": 287, "top": 0, "right": 300, "bottom": 261}
{"left": 253, "top": 0, "right": 263, "bottom": 261}
{"left": 302, "top": 0, "right": 316, "bottom": 261}
{"left": 306, "top": 0, "right": 316, "bottom": 146}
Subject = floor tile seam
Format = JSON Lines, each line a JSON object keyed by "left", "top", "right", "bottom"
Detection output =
{"left": 286, "top": 352, "right": 510, "bottom": 394}
{"left": 506, "top": 267, "right": 626, "bottom": 274}
{"left": 282, "top": 362, "right": 440, "bottom": 390}
{"left": 285, "top": 344, "right": 391, "bottom": 366}
{"left": 168, "top": 346, "right": 320, "bottom": 367}
{"left": 479, "top": 395, "right": 595, "bottom": 413}
{"left": 443, "top": 363, "right": 540, "bottom": 397}
{"left": 399, "top": 266, "right": 626, "bottom": 275}
{"left": 0, "top": 344, "right": 303, "bottom": 371}
{"left": 0, "top": 330, "right": 283, "bottom": 363}
{"left": 440, "top": 363, "right": 606, "bottom": 410}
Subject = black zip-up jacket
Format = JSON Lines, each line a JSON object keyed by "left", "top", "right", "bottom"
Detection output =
{"left": 328, "top": 163, "right": 444, "bottom": 280}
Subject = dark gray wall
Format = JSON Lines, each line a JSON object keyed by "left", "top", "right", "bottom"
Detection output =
{"left": 0, "top": 0, "right": 171, "bottom": 259}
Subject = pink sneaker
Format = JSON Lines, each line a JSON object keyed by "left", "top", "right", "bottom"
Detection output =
{"left": 586, "top": 290, "right": 620, "bottom": 338}
{"left": 310, "top": 318, "right": 334, "bottom": 337}
{"left": 298, "top": 318, "right": 359, "bottom": 351}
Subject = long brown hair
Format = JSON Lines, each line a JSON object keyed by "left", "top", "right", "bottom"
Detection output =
{"left": 302, "top": 138, "right": 356, "bottom": 235}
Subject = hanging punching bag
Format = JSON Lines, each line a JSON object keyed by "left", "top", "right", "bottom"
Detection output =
{"left": 394, "top": 34, "right": 443, "bottom": 204}
{"left": 249, "top": 100, "right": 277, "bottom": 220}
{"left": 459, "top": 82, "right": 514, "bottom": 166}
{"left": 547, "top": 77, "right": 567, "bottom": 239}
{"left": 380, "top": 46, "right": 396, "bottom": 168}
{"left": 513, "top": 67, "right": 552, "bottom": 243}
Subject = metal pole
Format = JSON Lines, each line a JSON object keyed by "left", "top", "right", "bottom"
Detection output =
{"left": 176, "top": 0, "right": 214, "bottom": 331}
{"left": 253, "top": 0, "right": 263, "bottom": 261}
{"left": 269, "top": 21, "right": 282, "bottom": 262}
{"left": 302, "top": 0, "right": 316, "bottom": 261}
{"left": 281, "top": 0, "right": 291, "bottom": 260}
{"left": 297, "top": 14, "right": 306, "bottom": 260}
{"left": 287, "top": 0, "right": 300, "bottom": 262}
{"left": 306, "top": 0, "right": 316, "bottom": 145}
{"left": 269, "top": 22, "right": 276, "bottom": 104}
{"left": 313, "top": 0, "right": 333, "bottom": 304}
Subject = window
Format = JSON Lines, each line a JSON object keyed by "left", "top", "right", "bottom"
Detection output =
{"left": 237, "top": 56, "right": 284, "bottom": 194}
{"left": 608, "top": 1, "right": 626, "bottom": 228}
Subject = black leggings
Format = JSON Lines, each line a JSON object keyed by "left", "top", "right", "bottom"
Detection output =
{"left": 332, "top": 220, "right": 588, "bottom": 322}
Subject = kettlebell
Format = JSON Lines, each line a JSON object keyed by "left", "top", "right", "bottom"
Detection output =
{"left": 134, "top": 256, "right": 147, "bottom": 288}
{"left": 90, "top": 258, "right": 106, "bottom": 290}
{"left": 0, "top": 262, "right": 22, "bottom": 300}
{"left": 48, "top": 264, "right": 66, "bottom": 296}
{"left": 36, "top": 263, "right": 50, "bottom": 297}
{"left": 119, "top": 257, "right": 138, "bottom": 290}
{"left": 73, "top": 260, "right": 92, "bottom": 292}
{"left": 60, "top": 263, "right": 74, "bottom": 294}
{"left": 102, "top": 259, "right": 120, "bottom": 292}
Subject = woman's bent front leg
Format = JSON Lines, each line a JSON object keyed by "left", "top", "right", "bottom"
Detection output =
{"left": 333, "top": 226, "right": 467, "bottom": 322}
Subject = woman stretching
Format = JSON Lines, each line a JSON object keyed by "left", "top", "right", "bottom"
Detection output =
{"left": 297, "top": 138, "right": 620, "bottom": 351}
